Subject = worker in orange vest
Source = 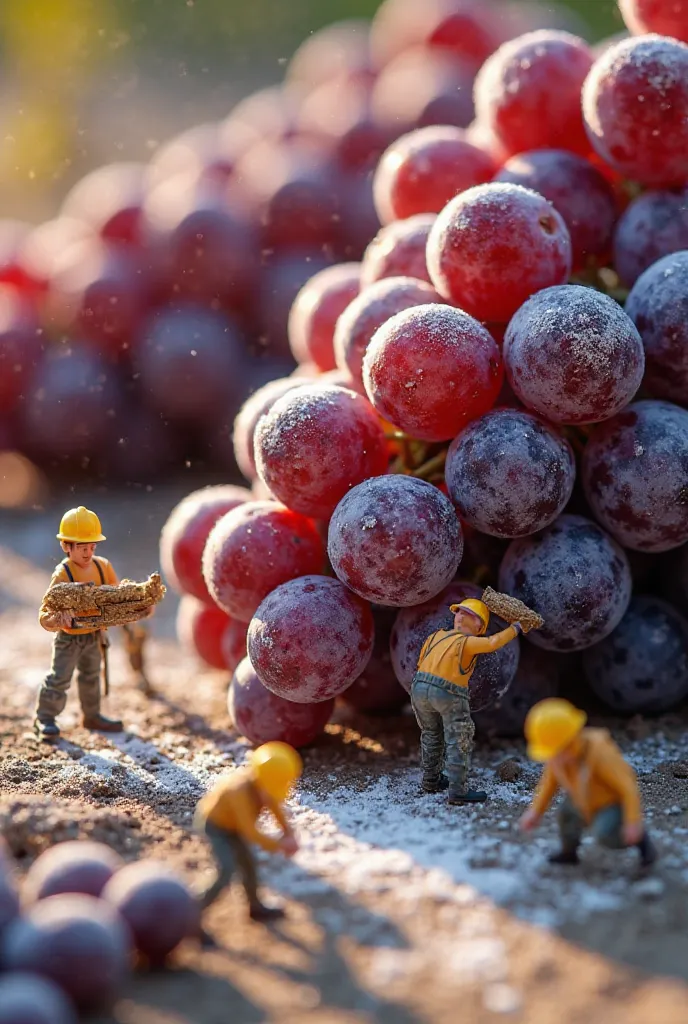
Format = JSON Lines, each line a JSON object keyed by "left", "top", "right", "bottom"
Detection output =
{"left": 412, "top": 598, "right": 524, "bottom": 805}
{"left": 520, "top": 698, "right": 657, "bottom": 868}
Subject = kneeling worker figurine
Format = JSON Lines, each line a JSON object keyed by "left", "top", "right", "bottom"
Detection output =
{"left": 412, "top": 598, "right": 524, "bottom": 805}
{"left": 35, "top": 506, "right": 124, "bottom": 741}
{"left": 519, "top": 698, "right": 657, "bottom": 868}
{"left": 196, "top": 742, "right": 301, "bottom": 924}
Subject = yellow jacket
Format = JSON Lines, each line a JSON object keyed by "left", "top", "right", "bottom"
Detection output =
{"left": 39, "top": 556, "right": 118, "bottom": 635}
{"left": 197, "top": 768, "right": 291, "bottom": 853}
{"left": 530, "top": 728, "right": 642, "bottom": 826}
{"left": 417, "top": 626, "right": 519, "bottom": 688}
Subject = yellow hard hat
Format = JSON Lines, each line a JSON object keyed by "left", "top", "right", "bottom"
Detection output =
{"left": 56, "top": 506, "right": 106, "bottom": 543}
{"left": 525, "top": 698, "right": 587, "bottom": 762}
{"left": 250, "top": 742, "right": 303, "bottom": 801}
{"left": 450, "top": 598, "right": 490, "bottom": 634}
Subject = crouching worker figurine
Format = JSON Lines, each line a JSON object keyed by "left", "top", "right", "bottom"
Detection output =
{"left": 411, "top": 599, "right": 523, "bottom": 805}
{"left": 195, "top": 742, "right": 301, "bottom": 925}
{"left": 519, "top": 698, "right": 657, "bottom": 868}
{"left": 35, "top": 506, "right": 124, "bottom": 741}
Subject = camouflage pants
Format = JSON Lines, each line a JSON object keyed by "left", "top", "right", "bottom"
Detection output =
{"left": 195, "top": 813, "right": 259, "bottom": 910}
{"left": 36, "top": 632, "right": 102, "bottom": 721}
{"left": 559, "top": 798, "right": 624, "bottom": 852}
{"left": 411, "top": 673, "right": 474, "bottom": 791}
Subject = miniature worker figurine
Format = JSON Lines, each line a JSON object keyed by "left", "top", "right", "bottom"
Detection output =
{"left": 195, "top": 741, "right": 301, "bottom": 924}
{"left": 519, "top": 698, "right": 657, "bottom": 868}
{"left": 412, "top": 599, "right": 523, "bottom": 805}
{"left": 35, "top": 506, "right": 124, "bottom": 741}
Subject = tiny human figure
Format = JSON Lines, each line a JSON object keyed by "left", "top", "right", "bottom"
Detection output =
{"left": 35, "top": 506, "right": 126, "bottom": 741}
{"left": 411, "top": 598, "right": 523, "bottom": 805}
{"left": 195, "top": 742, "right": 301, "bottom": 927}
{"left": 519, "top": 698, "right": 657, "bottom": 868}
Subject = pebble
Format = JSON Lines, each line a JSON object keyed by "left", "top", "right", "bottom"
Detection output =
{"left": 634, "top": 877, "right": 665, "bottom": 899}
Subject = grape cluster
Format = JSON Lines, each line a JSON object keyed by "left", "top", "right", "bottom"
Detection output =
{"left": 149, "top": 0, "right": 688, "bottom": 749}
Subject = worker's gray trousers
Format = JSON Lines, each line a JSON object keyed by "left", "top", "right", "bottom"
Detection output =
{"left": 36, "top": 632, "right": 102, "bottom": 721}
{"left": 411, "top": 672, "right": 474, "bottom": 791}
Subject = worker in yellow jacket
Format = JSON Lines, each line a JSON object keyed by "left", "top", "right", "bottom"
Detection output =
{"left": 412, "top": 598, "right": 524, "bottom": 805}
{"left": 195, "top": 742, "right": 301, "bottom": 925}
{"left": 520, "top": 698, "right": 657, "bottom": 868}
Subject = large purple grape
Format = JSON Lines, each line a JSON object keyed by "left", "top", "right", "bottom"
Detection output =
{"left": 102, "top": 861, "right": 200, "bottom": 964}
{"left": 0, "top": 872, "right": 19, "bottom": 944}
{"left": 1, "top": 895, "right": 131, "bottom": 1011}
{"left": 582, "top": 400, "right": 688, "bottom": 553}
{"left": 625, "top": 251, "right": 688, "bottom": 407}
{"left": 503, "top": 285, "right": 644, "bottom": 425}
{"left": 498, "top": 514, "right": 632, "bottom": 652}
{"left": 613, "top": 187, "right": 688, "bottom": 287}
{"left": 474, "top": 645, "right": 563, "bottom": 737}
{"left": 24, "top": 841, "right": 123, "bottom": 903}
{"left": 389, "top": 581, "right": 519, "bottom": 711}
{"left": 583, "top": 596, "right": 688, "bottom": 713}
{"left": 0, "top": 974, "right": 78, "bottom": 1024}
{"left": 328, "top": 475, "right": 463, "bottom": 606}
{"left": 339, "top": 608, "right": 408, "bottom": 713}
{"left": 445, "top": 408, "right": 576, "bottom": 538}
{"left": 248, "top": 575, "right": 374, "bottom": 703}
{"left": 229, "top": 656, "right": 334, "bottom": 746}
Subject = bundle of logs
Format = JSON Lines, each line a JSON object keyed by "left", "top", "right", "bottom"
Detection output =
{"left": 41, "top": 573, "right": 166, "bottom": 628}
{"left": 481, "top": 587, "right": 544, "bottom": 633}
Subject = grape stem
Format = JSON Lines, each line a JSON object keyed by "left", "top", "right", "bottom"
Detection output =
{"left": 410, "top": 449, "right": 448, "bottom": 480}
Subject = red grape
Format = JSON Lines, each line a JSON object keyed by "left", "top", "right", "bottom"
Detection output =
{"left": 583, "top": 595, "right": 688, "bottom": 713}
{"left": 618, "top": 0, "right": 688, "bottom": 47}
{"left": 0, "top": 286, "right": 42, "bottom": 417}
{"left": 389, "top": 580, "right": 519, "bottom": 710}
{"left": 371, "top": 46, "right": 476, "bottom": 133}
{"left": 24, "top": 842, "right": 123, "bottom": 902}
{"left": 248, "top": 575, "right": 374, "bottom": 702}
{"left": 625, "top": 251, "right": 688, "bottom": 406}
{"left": 504, "top": 285, "right": 645, "bottom": 424}
{"left": 105, "top": 402, "right": 183, "bottom": 484}
{"left": 287, "top": 20, "right": 375, "bottom": 91}
{"left": 233, "top": 378, "right": 305, "bottom": 481}
{"left": 446, "top": 408, "right": 576, "bottom": 538}
{"left": 160, "top": 484, "right": 250, "bottom": 603}
{"left": 582, "top": 400, "right": 688, "bottom": 553}
{"left": 339, "top": 609, "right": 408, "bottom": 712}
{"left": 0, "top": 974, "right": 77, "bottom": 1024}
{"left": 254, "top": 250, "right": 334, "bottom": 358}
{"left": 613, "top": 187, "right": 688, "bottom": 287}
{"left": 363, "top": 303, "right": 503, "bottom": 442}
{"left": 202, "top": 500, "right": 325, "bottom": 621}
{"left": 229, "top": 656, "right": 334, "bottom": 746}
{"left": 334, "top": 275, "right": 442, "bottom": 386}
{"left": 298, "top": 81, "right": 394, "bottom": 174}
{"left": 373, "top": 126, "right": 496, "bottom": 225}
{"left": 221, "top": 617, "right": 249, "bottom": 674}
{"left": 582, "top": 35, "right": 688, "bottom": 188}
{"left": 370, "top": 0, "right": 502, "bottom": 71}
{"left": 288, "top": 263, "right": 361, "bottom": 371}
{"left": 327, "top": 475, "right": 463, "bottom": 606}
{"left": 224, "top": 86, "right": 302, "bottom": 147}
{"left": 0, "top": 220, "right": 44, "bottom": 298}
{"left": 474, "top": 30, "right": 594, "bottom": 157}
{"left": 494, "top": 150, "right": 618, "bottom": 272}
{"left": 426, "top": 183, "right": 572, "bottom": 323}
{"left": 134, "top": 305, "right": 246, "bottom": 425}
{"left": 149, "top": 123, "right": 248, "bottom": 189}
{"left": 474, "top": 645, "right": 563, "bottom": 737}
{"left": 176, "top": 595, "right": 233, "bottom": 670}
{"left": 361, "top": 215, "right": 435, "bottom": 287}
{"left": 334, "top": 169, "right": 382, "bottom": 261}
{"left": 498, "top": 514, "right": 633, "bottom": 651}
{"left": 61, "top": 162, "right": 147, "bottom": 247}
{"left": 47, "top": 239, "right": 148, "bottom": 357}
{"left": 18, "top": 217, "right": 90, "bottom": 300}
{"left": 254, "top": 384, "right": 389, "bottom": 519}
{"left": 465, "top": 119, "right": 509, "bottom": 166}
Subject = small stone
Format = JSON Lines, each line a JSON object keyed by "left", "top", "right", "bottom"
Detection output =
{"left": 672, "top": 762, "right": 688, "bottom": 779}
{"left": 634, "top": 877, "right": 665, "bottom": 900}
{"left": 495, "top": 759, "right": 522, "bottom": 783}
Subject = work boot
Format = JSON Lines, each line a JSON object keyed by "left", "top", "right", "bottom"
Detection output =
{"left": 548, "top": 849, "right": 580, "bottom": 865}
{"left": 447, "top": 788, "right": 488, "bottom": 805}
{"left": 34, "top": 717, "right": 60, "bottom": 742}
{"left": 422, "top": 774, "right": 449, "bottom": 794}
{"left": 82, "top": 713, "right": 124, "bottom": 733}
{"left": 637, "top": 833, "right": 657, "bottom": 868}
{"left": 249, "top": 902, "right": 286, "bottom": 922}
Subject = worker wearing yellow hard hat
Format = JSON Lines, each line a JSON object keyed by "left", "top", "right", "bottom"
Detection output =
{"left": 411, "top": 596, "right": 525, "bottom": 805}
{"left": 520, "top": 699, "right": 656, "bottom": 868}
{"left": 195, "top": 742, "right": 302, "bottom": 933}
{"left": 34, "top": 506, "right": 123, "bottom": 741}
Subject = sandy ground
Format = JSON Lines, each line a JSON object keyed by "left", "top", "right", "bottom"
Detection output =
{"left": 1, "top": 485, "right": 688, "bottom": 1024}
